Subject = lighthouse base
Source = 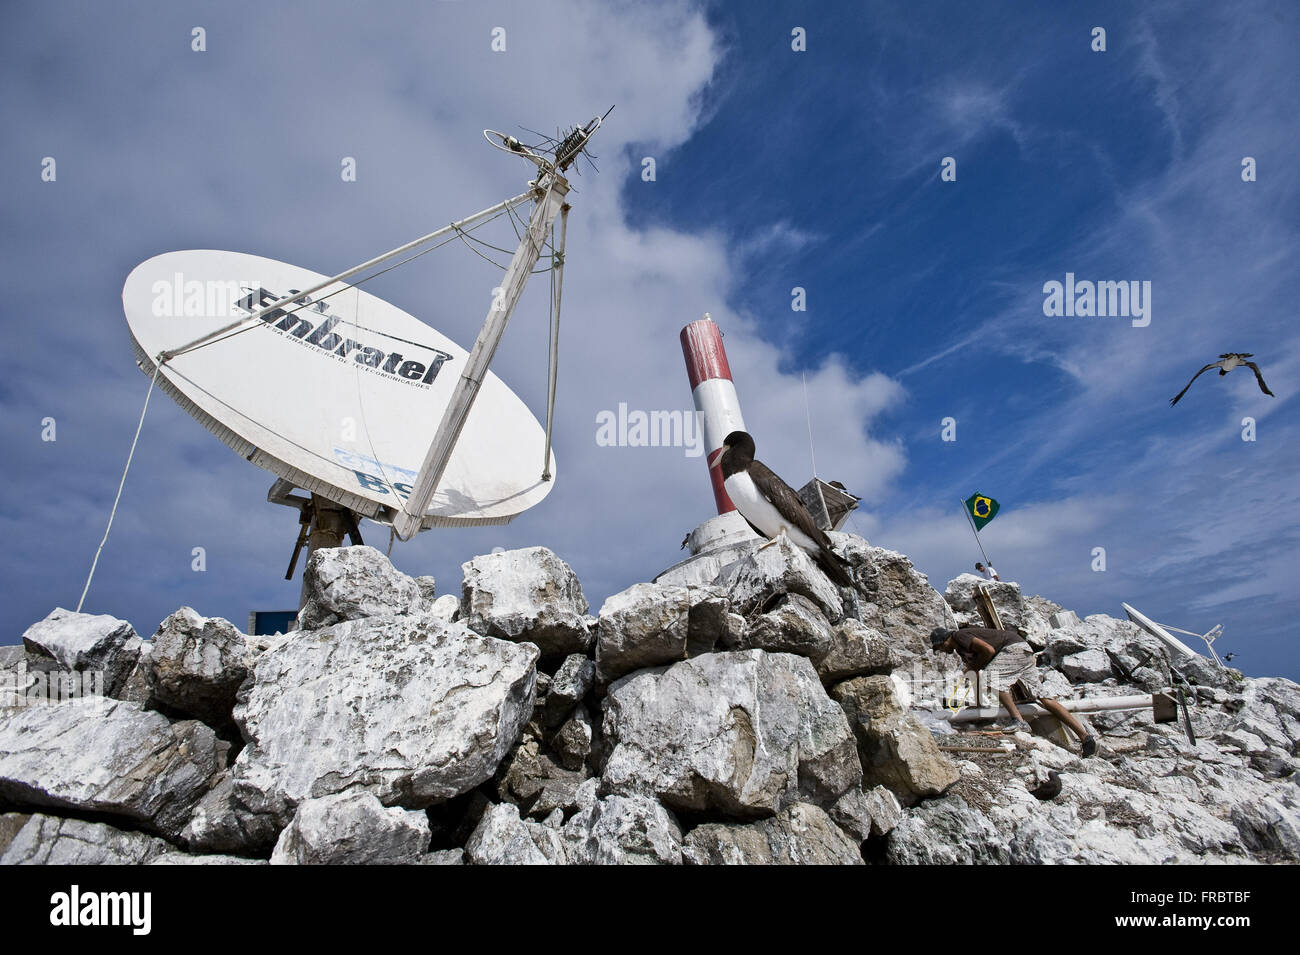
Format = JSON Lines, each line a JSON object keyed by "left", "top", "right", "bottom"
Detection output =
{"left": 654, "top": 511, "right": 761, "bottom": 588}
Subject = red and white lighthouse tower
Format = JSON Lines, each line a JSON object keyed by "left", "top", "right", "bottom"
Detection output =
{"left": 680, "top": 313, "right": 747, "bottom": 516}
{"left": 654, "top": 313, "right": 763, "bottom": 581}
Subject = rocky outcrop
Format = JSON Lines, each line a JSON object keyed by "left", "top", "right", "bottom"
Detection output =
{"left": 561, "top": 793, "right": 684, "bottom": 865}
{"left": 232, "top": 614, "right": 537, "bottom": 828}
{"left": 147, "top": 608, "right": 251, "bottom": 728}
{"left": 0, "top": 699, "right": 223, "bottom": 839}
{"left": 5, "top": 535, "right": 1297, "bottom": 867}
{"left": 593, "top": 582, "right": 727, "bottom": 684}
{"left": 601, "top": 650, "right": 860, "bottom": 816}
{"left": 465, "top": 802, "right": 566, "bottom": 865}
{"left": 815, "top": 619, "right": 894, "bottom": 684}
{"left": 181, "top": 771, "right": 281, "bottom": 854}
{"left": 682, "top": 801, "right": 863, "bottom": 865}
{"left": 21, "top": 608, "right": 142, "bottom": 698}
{"left": 714, "top": 537, "right": 843, "bottom": 623}
{"left": 831, "top": 675, "right": 959, "bottom": 805}
{"left": 270, "top": 790, "right": 431, "bottom": 865}
{"left": 830, "top": 784, "right": 904, "bottom": 842}
{"left": 886, "top": 795, "right": 1012, "bottom": 864}
{"left": 461, "top": 547, "right": 592, "bottom": 656}
{"left": 943, "top": 573, "right": 1056, "bottom": 645}
{"left": 298, "top": 545, "right": 428, "bottom": 630}
{"left": 739, "top": 593, "right": 834, "bottom": 659}
{"left": 1, "top": 814, "right": 172, "bottom": 865}
{"left": 544, "top": 654, "right": 594, "bottom": 727}
{"left": 834, "top": 541, "right": 946, "bottom": 664}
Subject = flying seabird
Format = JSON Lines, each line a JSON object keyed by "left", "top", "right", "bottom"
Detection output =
{"left": 709, "top": 431, "right": 855, "bottom": 589}
{"left": 1170, "top": 353, "right": 1274, "bottom": 406}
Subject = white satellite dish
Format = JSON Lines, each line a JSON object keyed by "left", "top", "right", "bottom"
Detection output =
{"left": 123, "top": 249, "right": 554, "bottom": 527}
{"left": 80, "top": 114, "right": 609, "bottom": 607}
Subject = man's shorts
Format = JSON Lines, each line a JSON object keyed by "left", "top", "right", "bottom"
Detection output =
{"left": 984, "top": 643, "right": 1042, "bottom": 701}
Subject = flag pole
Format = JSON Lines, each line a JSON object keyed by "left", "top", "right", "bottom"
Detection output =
{"left": 961, "top": 497, "right": 994, "bottom": 569}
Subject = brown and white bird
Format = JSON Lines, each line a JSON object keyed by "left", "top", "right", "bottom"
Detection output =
{"left": 1170, "top": 353, "right": 1274, "bottom": 406}
{"left": 709, "top": 431, "right": 855, "bottom": 588}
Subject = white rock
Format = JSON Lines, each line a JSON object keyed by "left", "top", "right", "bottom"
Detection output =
{"left": 829, "top": 783, "right": 903, "bottom": 842}
{"left": 232, "top": 614, "right": 537, "bottom": 828}
{"left": 1060, "top": 648, "right": 1114, "bottom": 683}
{"left": 544, "top": 654, "right": 594, "bottom": 727}
{"left": 561, "top": 793, "right": 683, "bottom": 865}
{"left": 150, "top": 852, "right": 266, "bottom": 865}
{"left": 461, "top": 547, "right": 591, "bottom": 656}
{"left": 0, "top": 698, "right": 223, "bottom": 839}
{"left": 741, "top": 593, "right": 834, "bottom": 660}
{"left": 148, "top": 607, "right": 251, "bottom": 728}
{"left": 830, "top": 675, "right": 959, "bottom": 805}
{"left": 22, "top": 608, "right": 142, "bottom": 698}
{"left": 815, "top": 619, "right": 894, "bottom": 684}
{"left": 466, "top": 802, "right": 566, "bottom": 865}
{"left": 1231, "top": 796, "right": 1300, "bottom": 861}
{"left": 832, "top": 540, "right": 946, "bottom": 664}
{"left": 713, "top": 537, "right": 843, "bottom": 623}
{"left": 601, "top": 650, "right": 861, "bottom": 815}
{"left": 594, "top": 583, "right": 692, "bottom": 683}
{"left": 427, "top": 594, "right": 460, "bottom": 623}
{"left": 1050, "top": 610, "right": 1082, "bottom": 629}
{"left": 886, "top": 795, "right": 1012, "bottom": 864}
{"left": 270, "top": 790, "right": 430, "bottom": 864}
{"left": 1, "top": 814, "right": 171, "bottom": 865}
{"left": 682, "top": 801, "right": 862, "bottom": 865}
{"left": 297, "top": 545, "right": 427, "bottom": 630}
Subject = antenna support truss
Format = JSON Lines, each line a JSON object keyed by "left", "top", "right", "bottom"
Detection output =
{"left": 393, "top": 113, "right": 607, "bottom": 539}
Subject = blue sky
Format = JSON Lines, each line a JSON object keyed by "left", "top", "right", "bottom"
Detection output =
{"left": 3, "top": 1, "right": 1297, "bottom": 681}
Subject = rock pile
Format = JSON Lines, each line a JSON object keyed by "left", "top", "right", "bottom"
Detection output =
{"left": 1, "top": 540, "right": 1296, "bottom": 865}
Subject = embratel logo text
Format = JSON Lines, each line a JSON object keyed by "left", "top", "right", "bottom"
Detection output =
{"left": 50, "top": 885, "right": 151, "bottom": 936}
{"left": 238, "top": 286, "right": 454, "bottom": 387}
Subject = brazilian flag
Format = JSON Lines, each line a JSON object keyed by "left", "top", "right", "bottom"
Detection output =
{"left": 965, "top": 493, "right": 1000, "bottom": 531}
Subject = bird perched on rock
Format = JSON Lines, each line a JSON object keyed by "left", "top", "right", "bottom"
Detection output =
{"left": 1170, "top": 353, "right": 1274, "bottom": 406}
{"left": 1030, "top": 770, "right": 1063, "bottom": 801}
{"left": 709, "top": 430, "right": 855, "bottom": 588}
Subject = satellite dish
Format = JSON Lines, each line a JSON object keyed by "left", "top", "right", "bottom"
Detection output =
{"left": 123, "top": 249, "right": 555, "bottom": 528}
{"left": 75, "top": 113, "right": 609, "bottom": 612}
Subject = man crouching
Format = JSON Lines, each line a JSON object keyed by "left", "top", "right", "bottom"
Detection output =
{"left": 930, "top": 626, "right": 1097, "bottom": 756}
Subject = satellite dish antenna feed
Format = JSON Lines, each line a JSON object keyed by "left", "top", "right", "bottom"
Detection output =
{"left": 483, "top": 111, "right": 608, "bottom": 174}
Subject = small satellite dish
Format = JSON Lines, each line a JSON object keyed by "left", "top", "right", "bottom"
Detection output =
{"left": 123, "top": 249, "right": 555, "bottom": 527}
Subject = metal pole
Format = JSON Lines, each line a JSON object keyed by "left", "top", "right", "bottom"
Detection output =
{"left": 961, "top": 497, "right": 994, "bottom": 569}
{"left": 157, "top": 190, "right": 536, "bottom": 362}
{"left": 394, "top": 175, "right": 569, "bottom": 539}
{"left": 542, "top": 203, "right": 570, "bottom": 481}
{"left": 945, "top": 693, "right": 1160, "bottom": 723}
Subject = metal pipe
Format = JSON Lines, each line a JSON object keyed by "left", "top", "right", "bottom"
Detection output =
{"left": 542, "top": 203, "right": 569, "bottom": 481}
{"left": 393, "top": 175, "right": 569, "bottom": 540}
{"left": 944, "top": 693, "right": 1158, "bottom": 723}
{"left": 1123, "top": 602, "right": 1199, "bottom": 658}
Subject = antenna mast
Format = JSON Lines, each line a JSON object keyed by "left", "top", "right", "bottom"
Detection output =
{"left": 393, "top": 114, "right": 605, "bottom": 539}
